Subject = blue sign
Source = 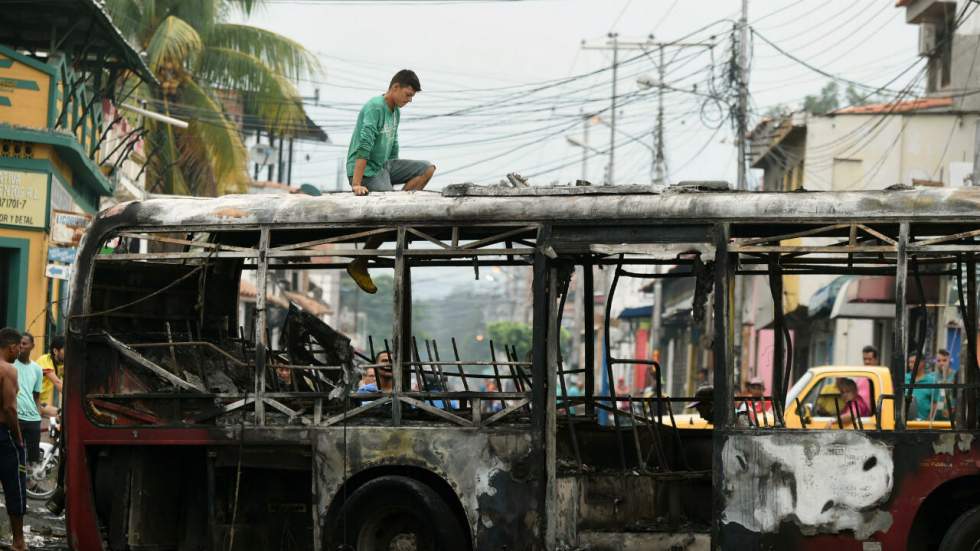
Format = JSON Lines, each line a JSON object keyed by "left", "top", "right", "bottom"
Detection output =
{"left": 47, "top": 247, "right": 76, "bottom": 264}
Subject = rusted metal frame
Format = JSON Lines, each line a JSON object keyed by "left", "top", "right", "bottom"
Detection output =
{"left": 638, "top": 400, "right": 669, "bottom": 472}
{"left": 711, "top": 222, "right": 733, "bottom": 550}
{"left": 391, "top": 227, "right": 409, "bottom": 426}
{"left": 399, "top": 391, "right": 529, "bottom": 400}
{"left": 405, "top": 227, "right": 451, "bottom": 249}
{"left": 403, "top": 248, "right": 535, "bottom": 257}
{"left": 626, "top": 397, "right": 648, "bottom": 473}
{"left": 254, "top": 227, "right": 272, "bottom": 425}
{"left": 733, "top": 244, "right": 895, "bottom": 254}
{"left": 272, "top": 227, "right": 396, "bottom": 252}
{"left": 530, "top": 237, "right": 549, "bottom": 546}
{"left": 737, "top": 223, "right": 854, "bottom": 246}
{"left": 483, "top": 398, "right": 533, "bottom": 427}
{"left": 967, "top": 253, "right": 979, "bottom": 429}
{"left": 487, "top": 342, "right": 507, "bottom": 411}
{"left": 583, "top": 259, "right": 595, "bottom": 418}
{"left": 116, "top": 232, "right": 256, "bottom": 253}
{"left": 855, "top": 224, "right": 897, "bottom": 245}
{"left": 393, "top": 358, "right": 531, "bottom": 368}
{"left": 430, "top": 340, "right": 466, "bottom": 410}
{"left": 459, "top": 225, "right": 539, "bottom": 250}
{"left": 95, "top": 251, "right": 261, "bottom": 261}
{"left": 103, "top": 332, "right": 205, "bottom": 392}
{"left": 128, "top": 341, "right": 247, "bottom": 367}
{"left": 425, "top": 341, "right": 450, "bottom": 408}
{"left": 833, "top": 396, "right": 845, "bottom": 428}
{"left": 544, "top": 260, "right": 559, "bottom": 549}
{"left": 603, "top": 258, "right": 628, "bottom": 471}
{"left": 398, "top": 396, "right": 471, "bottom": 426}
{"left": 448, "top": 338, "right": 472, "bottom": 394}
{"left": 397, "top": 367, "right": 523, "bottom": 380}
{"left": 767, "top": 254, "right": 787, "bottom": 413}
{"left": 451, "top": 226, "right": 460, "bottom": 248}
{"left": 795, "top": 397, "right": 809, "bottom": 429}
{"left": 909, "top": 244, "right": 980, "bottom": 253}
{"left": 321, "top": 397, "right": 393, "bottom": 427}
{"left": 268, "top": 248, "right": 398, "bottom": 259}
{"left": 892, "top": 223, "right": 910, "bottom": 431}
{"left": 904, "top": 261, "right": 930, "bottom": 423}
{"left": 409, "top": 338, "right": 433, "bottom": 405}
{"left": 908, "top": 227, "right": 980, "bottom": 248}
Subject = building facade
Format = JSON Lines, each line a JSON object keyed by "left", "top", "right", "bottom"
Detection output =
{"left": 0, "top": 1, "right": 155, "bottom": 343}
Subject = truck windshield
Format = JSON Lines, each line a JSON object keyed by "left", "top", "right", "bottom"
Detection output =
{"left": 785, "top": 371, "right": 814, "bottom": 412}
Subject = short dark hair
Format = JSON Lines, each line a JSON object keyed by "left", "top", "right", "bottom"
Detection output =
{"left": 837, "top": 377, "right": 858, "bottom": 393}
{"left": 938, "top": 348, "right": 950, "bottom": 357}
{"left": 390, "top": 69, "right": 421, "bottom": 92}
{"left": 862, "top": 345, "right": 878, "bottom": 358}
{"left": 21, "top": 332, "right": 33, "bottom": 343}
{"left": 50, "top": 335, "right": 65, "bottom": 351}
{"left": 0, "top": 328, "right": 21, "bottom": 348}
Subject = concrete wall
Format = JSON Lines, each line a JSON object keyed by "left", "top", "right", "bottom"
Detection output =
{"left": 804, "top": 113, "right": 978, "bottom": 190}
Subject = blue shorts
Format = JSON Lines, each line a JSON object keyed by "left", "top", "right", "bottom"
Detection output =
{"left": 0, "top": 428, "right": 26, "bottom": 516}
{"left": 351, "top": 159, "right": 433, "bottom": 192}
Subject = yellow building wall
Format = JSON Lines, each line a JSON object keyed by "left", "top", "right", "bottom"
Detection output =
{"left": 0, "top": 54, "right": 50, "bottom": 129}
{"left": 0, "top": 227, "right": 49, "bottom": 350}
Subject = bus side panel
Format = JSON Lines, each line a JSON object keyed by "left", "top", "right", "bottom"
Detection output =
{"left": 314, "top": 427, "right": 536, "bottom": 551}
{"left": 717, "top": 430, "right": 980, "bottom": 550}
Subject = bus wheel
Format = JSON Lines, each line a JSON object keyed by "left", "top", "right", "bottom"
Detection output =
{"left": 940, "top": 505, "right": 980, "bottom": 551}
{"left": 333, "top": 475, "right": 467, "bottom": 551}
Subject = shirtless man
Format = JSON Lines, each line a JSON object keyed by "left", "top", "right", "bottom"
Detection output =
{"left": 0, "top": 328, "right": 26, "bottom": 551}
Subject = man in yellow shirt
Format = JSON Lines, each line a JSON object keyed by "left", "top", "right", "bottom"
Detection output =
{"left": 36, "top": 336, "right": 63, "bottom": 416}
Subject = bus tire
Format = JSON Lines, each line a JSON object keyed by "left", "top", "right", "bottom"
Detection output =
{"left": 940, "top": 504, "right": 980, "bottom": 551}
{"left": 331, "top": 475, "right": 468, "bottom": 551}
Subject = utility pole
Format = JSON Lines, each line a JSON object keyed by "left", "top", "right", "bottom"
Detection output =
{"left": 654, "top": 45, "right": 666, "bottom": 186}
{"left": 582, "top": 112, "right": 591, "bottom": 182}
{"left": 610, "top": 33, "right": 619, "bottom": 186}
{"left": 586, "top": 35, "right": 713, "bottom": 186}
{"left": 737, "top": 0, "right": 749, "bottom": 191}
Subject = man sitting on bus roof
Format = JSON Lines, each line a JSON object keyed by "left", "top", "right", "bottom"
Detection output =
{"left": 346, "top": 69, "right": 436, "bottom": 294}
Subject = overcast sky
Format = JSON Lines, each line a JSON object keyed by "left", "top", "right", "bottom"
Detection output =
{"left": 242, "top": 0, "right": 920, "bottom": 191}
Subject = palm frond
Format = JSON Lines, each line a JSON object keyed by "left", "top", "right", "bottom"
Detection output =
{"left": 178, "top": 78, "right": 250, "bottom": 195}
{"left": 196, "top": 46, "right": 308, "bottom": 136}
{"left": 224, "top": 0, "right": 263, "bottom": 16}
{"left": 207, "top": 23, "right": 321, "bottom": 81}
{"left": 103, "top": 0, "right": 144, "bottom": 38}
{"left": 146, "top": 15, "right": 203, "bottom": 71}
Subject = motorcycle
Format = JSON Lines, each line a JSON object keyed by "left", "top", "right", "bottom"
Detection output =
{"left": 27, "top": 416, "right": 60, "bottom": 500}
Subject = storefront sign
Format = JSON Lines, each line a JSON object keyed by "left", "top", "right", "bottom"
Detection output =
{"left": 45, "top": 263, "right": 70, "bottom": 281}
{"left": 50, "top": 210, "right": 91, "bottom": 246}
{"left": 47, "top": 246, "right": 76, "bottom": 264}
{"left": 0, "top": 170, "right": 46, "bottom": 228}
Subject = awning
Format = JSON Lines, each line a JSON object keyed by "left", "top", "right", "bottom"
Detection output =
{"left": 820, "top": 275, "right": 941, "bottom": 320}
{"left": 808, "top": 276, "right": 853, "bottom": 318}
{"left": 618, "top": 305, "right": 652, "bottom": 320}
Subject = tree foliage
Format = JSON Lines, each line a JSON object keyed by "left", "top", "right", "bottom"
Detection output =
{"left": 802, "top": 81, "right": 840, "bottom": 115}
{"left": 105, "top": 0, "right": 320, "bottom": 196}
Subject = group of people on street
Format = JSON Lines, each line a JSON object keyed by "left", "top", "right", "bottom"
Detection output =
{"left": 0, "top": 329, "right": 65, "bottom": 551}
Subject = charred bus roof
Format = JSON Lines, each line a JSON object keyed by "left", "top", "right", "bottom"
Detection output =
{"left": 94, "top": 184, "right": 980, "bottom": 232}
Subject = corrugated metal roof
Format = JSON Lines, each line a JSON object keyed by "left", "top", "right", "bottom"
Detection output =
{"left": 833, "top": 97, "right": 954, "bottom": 114}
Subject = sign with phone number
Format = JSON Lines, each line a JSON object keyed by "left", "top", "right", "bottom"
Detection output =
{"left": 0, "top": 169, "right": 46, "bottom": 229}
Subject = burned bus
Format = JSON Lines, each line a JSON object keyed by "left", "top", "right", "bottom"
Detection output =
{"left": 65, "top": 184, "right": 980, "bottom": 550}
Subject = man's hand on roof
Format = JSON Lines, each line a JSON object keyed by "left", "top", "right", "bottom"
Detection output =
{"left": 353, "top": 185, "right": 369, "bottom": 196}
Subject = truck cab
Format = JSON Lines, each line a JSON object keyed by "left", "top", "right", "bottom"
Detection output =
{"left": 784, "top": 365, "right": 951, "bottom": 430}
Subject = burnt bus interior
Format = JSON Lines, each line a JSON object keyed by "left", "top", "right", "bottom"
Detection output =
{"left": 71, "top": 200, "right": 980, "bottom": 550}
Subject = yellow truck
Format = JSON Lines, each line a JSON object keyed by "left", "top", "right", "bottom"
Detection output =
{"left": 784, "top": 365, "right": 952, "bottom": 430}
{"left": 675, "top": 365, "right": 952, "bottom": 430}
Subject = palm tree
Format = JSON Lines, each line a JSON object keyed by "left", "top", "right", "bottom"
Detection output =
{"left": 105, "top": 0, "right": 320, "bottom": 196}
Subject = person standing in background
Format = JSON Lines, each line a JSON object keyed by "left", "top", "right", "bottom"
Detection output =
{"left": 13, "top": 333, "right": 43, "bottom": 466}
{"left": 36, "top": 335, "right": 64, "bottom": 418}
